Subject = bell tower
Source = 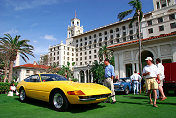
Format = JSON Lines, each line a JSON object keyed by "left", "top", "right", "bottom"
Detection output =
{"left": 67, "top": 11, "right": 83, "bottom": 39}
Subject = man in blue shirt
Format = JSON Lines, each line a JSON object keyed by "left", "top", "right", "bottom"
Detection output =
{"left": 104, "top": 58, "right": 116, "bottom": 104}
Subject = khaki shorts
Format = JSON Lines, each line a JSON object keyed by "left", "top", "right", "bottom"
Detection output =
{"left": 158, "top": 80, "right": 163, "bottom": 87}
{"left": 146, "top": 78, "right": 158, "bottom": 90}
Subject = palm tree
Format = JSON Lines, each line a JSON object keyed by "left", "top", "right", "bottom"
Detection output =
{"left": 0, "top": 34, "right": 34, "bottom": 82}
{"left": 117, "top": 0, "right": 143, "bottom": 75}
{"left": 98, "top": 45, "right": 113, "bottom": 62}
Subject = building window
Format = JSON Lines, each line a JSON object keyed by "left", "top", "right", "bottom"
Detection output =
{"left": 89, "top": 56, "right": 91, "bottom": 59}
{"left": 85, "top": 42, "right": 87, "bottom": 45}
{"left": 104, "top": 31, "right": 107, "bottom": 35}
{"left": 57, "top": 51, "right": 59, "bottom": 54}
{"left": 72, "top": 58, "right": 74, "bottom": 61}
{"left": 72, "top": 53, "right": 74, "bottom": 56}
{"left": 116, "top": 28, "right": 119, "bottom": 32}
{"left": 130, "top": 36, "right": 133, "bottom": 40}
{"left": 99, "top": 38, "right": 102, "bottom": 42}
{"left": 26, "top": 70, "right": 30, "bottom": 73}
{"left": 85, "top": 51, "right": 87, "bottom": 55}
{"left": 110, "top": 29, "right": 113, "bottom": 33}
{"left": 89, "top": 41, "right": 92, "bottom": 44}
{"left": 57, "top": 56, "right": 59, "bottom": 60}
{"left": 54, "top": 52, "right": 55, "bottom": 56}
{"left": 147, "top": 20, "right": 152, "bottom": 26}
{"left": 67, "top": 52, "right": 69, "bottom": 55}
{"left": 99, "top": 43, "right": 102, "bottom": 47}
{"left": 94, "top": 40, "right": 97, "bottom": 43}
{"left": 76, "top": 40, "right": 78, "bottom": 43}
{"left": 110, "top": 40, "right": 113, "bottom": 44}
{"left": 84, "top": 37, "right": 87, "bottom": 40}
{"left": 123, "top": 38, "right": 126, "bottom": 42}
{"left": 158, "top": 17, "right": 163, "bottom": 23}
{"left": 122, "top": 26, "right": 126, "bottom": 30}
{"left": 72, "top": 48, "right": 74, "bottom": 51}
{"left": 89, "top": 51, "right": 91, "bottom": 54}
{"left": 89, "top": 36, "right": 91, "bottom": 39}
{"left": 148, "top": 28, "right": 153, "bottom": 34}
{"left": 116, "top": 39, "right": 120, "bottom": 43}
{"left": 110, "top": 35, "right": 113, "bottom": 39}
{"left": 76, "top": 53, "right": 78, "bottom": 56}
{"left": 80, "top": 48, "right": 82, "bottom": 51}
{"left": 85, "top": 57, "right": 87, "bottom": 60}
{"left": 67, "top": 57, "right": 69, "bottom": 61}
{"left": 105, "top": 42, "right": 107, "bottom": 46}
{"left": 129, "top": 24, "right": 133, "bottom": 28}
{"left": 123, "top": 32, "right": 126, "bottom": 36}
{"left": 170, "top": 22, "right": 176, "bottom": 29}
{"left": 94, "top": 34, "right": 96, "bottom": 38}
{"left": 104, "top": 37, "right": 108, "bottom": 41}
{"left": 94, "top": 55, "right": 97, "bottom": 58}
{"left": 80, "top": 62, "right": 82, "bottom": 65}
{"left": 94, "top": 50, "right": 96, "bottom": 53}
{"left": 84, "top": 47, "right": 86, "bottom": 50}
{"left": 169, "top": 14, "right": 175, "bottom": 20}
{"left": 80, "top": 57, "right": 82, "bottom": 61}
{"left": 157, "top": 2, "right": 160, "bottom": 9}
{"left": 159, "top": 25, "right": 164, "bottom": 31}
{"left": 76, "top": 58, "right": 78, "bottom": 61}
{"left": 89, "top": 46, "right": 91, "bottom": 49}
{"left": 99, "top": 33, "right": 102, "bottom": 36}
{"left": 54, "top": 57, "right": 55, "bottom": 60}
{"left": 116, "top": 34, "right": 120, "bottom": 38}
{"left": 129, "top": 30, "right": 133, "bottom": 35}
{"left": 80, "top": 38, "right": 82, "bottom": 42}
{"left": 76, "top": 44, "right": 78, "bottom": 47}
{"left": 80, "top": 52, "right": 82, "bottom": 56}
{"left": 80, "top": 43, "right": 82, "bottom": 46}
{"left": 94, "top": 44, "right": 96, "bottom": 48}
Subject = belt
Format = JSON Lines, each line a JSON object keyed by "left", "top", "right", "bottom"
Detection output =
{"left": 146, "top": 77, "right": 156, "bottom": 79}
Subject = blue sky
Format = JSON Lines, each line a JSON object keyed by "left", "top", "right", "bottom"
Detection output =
{"left": 0, "top": 0, "right": 154, "bottom": 65}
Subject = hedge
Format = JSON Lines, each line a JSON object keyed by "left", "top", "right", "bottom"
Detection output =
{"left": 0, "top": 82, "right": 18, "bottom": 94}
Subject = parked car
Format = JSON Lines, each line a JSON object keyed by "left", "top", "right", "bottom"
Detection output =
{"left": 17, "top": 74, "right": 112, "bottom": 111}
{"left": 163, "top": 62, "right": 176, "bottom": 94}
{"left": 114, "top": 77, "right": 132, "bottom": 95}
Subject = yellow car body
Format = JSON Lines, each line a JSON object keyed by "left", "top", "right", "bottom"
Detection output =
{"left": 17, "top": 74, "right": 111, "bottom": 106}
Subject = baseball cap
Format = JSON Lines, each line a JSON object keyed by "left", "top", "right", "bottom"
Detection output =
{"left": 145, "top": 57, "right": 153, "bottom": 61}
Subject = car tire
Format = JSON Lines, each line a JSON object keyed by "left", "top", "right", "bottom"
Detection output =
{"left": 51, "top": 90, "right": 69, "bottom": 111}
{"left": 124, "top": 87, "right": 129, "bottom": 95}
{"left": 19, "top": 88, "right": 27, "bottom": 102}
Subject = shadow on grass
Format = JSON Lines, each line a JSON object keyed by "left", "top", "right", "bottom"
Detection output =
{"left": 15, "top": 98, "right": 106, "bottom": 113}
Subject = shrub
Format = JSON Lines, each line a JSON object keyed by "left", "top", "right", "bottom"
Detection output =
{"left": 0, "top": 82, "right": 18, "bottom": 94}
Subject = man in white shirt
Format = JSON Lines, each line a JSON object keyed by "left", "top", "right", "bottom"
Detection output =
{"left": 130, "top": 71, "right": 142, "bottom": 95}
{"left": 156, "top": 58, "right": 167, "bottom": 101}
{"left": 143, "top": 57, "right": 160, "bottom": 107}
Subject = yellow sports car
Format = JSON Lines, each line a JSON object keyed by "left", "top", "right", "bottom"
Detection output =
{"left": 17, "top": 74, "right": 112, "bottom": 111}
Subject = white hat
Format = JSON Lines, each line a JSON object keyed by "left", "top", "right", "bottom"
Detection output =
{"left": 145, "top": 57, "right": 153, "bottom": 61}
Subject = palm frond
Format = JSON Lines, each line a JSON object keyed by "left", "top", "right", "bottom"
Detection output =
{"left": 118, "top": 9, "right": 133, "bottom": 21}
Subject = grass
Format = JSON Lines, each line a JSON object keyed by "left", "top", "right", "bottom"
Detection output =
{"left": 0, "top": 93, "right": 176, "bottom": 118}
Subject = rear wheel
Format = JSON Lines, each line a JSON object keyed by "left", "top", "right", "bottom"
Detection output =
{"left": 51, "top": 90, "right": 69, "bottom": 111}
{"left": 19, "top": 88, "right": 27, "bottom": 102}
{"left": 124, "top": 87, "right": 129, "bottom": 95}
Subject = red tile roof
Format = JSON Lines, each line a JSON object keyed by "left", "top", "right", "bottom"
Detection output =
{"left": 107, "top": 31, "right": 176, "bottom": 49}
{"left": 14, "top": 64, "right": 49, "bottom": 69}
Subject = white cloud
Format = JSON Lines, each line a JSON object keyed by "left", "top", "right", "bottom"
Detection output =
{"left": 42, "top": 34, "right": 57, "bottom": 41}
{"left": 5, "top": 0, "right": 61, "bottom": 11}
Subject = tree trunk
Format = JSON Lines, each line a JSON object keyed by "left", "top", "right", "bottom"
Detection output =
{"left": 3, "top": 61, "right": 8, "bottom": 82}
{"left": 138, "top": 10, "right": 142, "bottom": 76}
{"left": 8, "top": 61, "right": 14, "bottom": 83}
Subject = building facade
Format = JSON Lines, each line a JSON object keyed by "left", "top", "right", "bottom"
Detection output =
{"left": 41, "top": 0, "right": 176, "bottom": 82}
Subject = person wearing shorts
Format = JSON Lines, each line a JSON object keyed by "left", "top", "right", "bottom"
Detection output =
{"left": 143, "top": 57, "right": 160, "bottom": 107}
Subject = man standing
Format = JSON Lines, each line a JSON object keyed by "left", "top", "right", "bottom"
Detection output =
{"left": 156, "top": 58, "right": 167, "bottom": 101}
{"left": 104, "top": 58, "right": 116, "bottom": 104}
{"left": 143, "top": 57, "right": 160, "bottom": 107}
{"left": 130, "top": 71, "right": 142, "bottom": 95}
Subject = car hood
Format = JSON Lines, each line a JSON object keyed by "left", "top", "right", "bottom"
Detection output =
{"left": 53, "top": 81, "right": 112, "bottom": 95}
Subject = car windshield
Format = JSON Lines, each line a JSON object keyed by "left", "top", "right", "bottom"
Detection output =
{"left": 40, "top": 74, "right": 68, "bottom": 82}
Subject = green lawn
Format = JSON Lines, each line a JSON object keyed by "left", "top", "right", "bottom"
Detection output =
{"left": 0, "top": 93, "right": 176, "bottom": 118}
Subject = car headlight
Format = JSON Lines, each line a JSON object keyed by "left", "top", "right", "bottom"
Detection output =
{"left": 67, "top": 90, "right": 85, "bottom": 95}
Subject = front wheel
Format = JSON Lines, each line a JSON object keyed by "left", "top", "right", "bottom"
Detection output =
{"left": 19, "top": 88, "right": 27, "bottom": 102}
{"left": 51, "top": 90, "right": 69, "bottom": 111}
{"left": 124, "top": 87, "right": 129, "bottom": 95}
